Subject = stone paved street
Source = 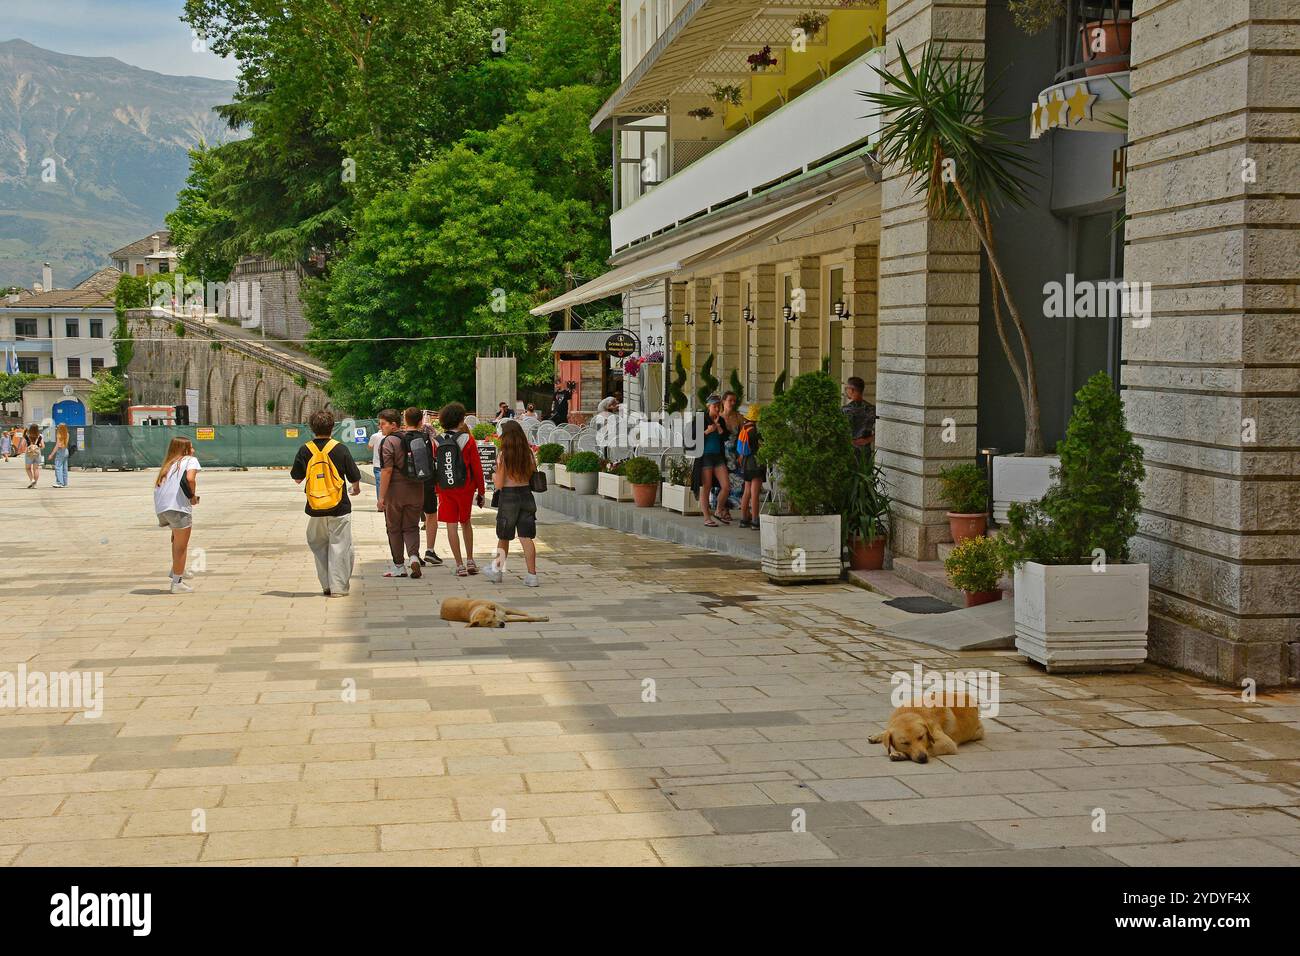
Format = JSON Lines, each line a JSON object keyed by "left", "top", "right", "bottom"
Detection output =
{"left": 3, "top": 469, "right": 1299, "bottom": 866}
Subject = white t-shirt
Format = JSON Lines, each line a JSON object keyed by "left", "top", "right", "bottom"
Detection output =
{"left": 367, "top": 431, "right": 384, "bottom": 467}
{"left": 154, "top": 456, "right": 201, "bottom": 515}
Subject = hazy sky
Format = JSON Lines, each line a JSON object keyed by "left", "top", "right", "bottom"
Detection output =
{"left": 2, "top": 0, "right": 239, "bottom": 81}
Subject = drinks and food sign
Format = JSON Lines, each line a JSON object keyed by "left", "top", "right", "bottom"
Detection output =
{"left": 605, "top": 331, "right": 637, "bottom": 359}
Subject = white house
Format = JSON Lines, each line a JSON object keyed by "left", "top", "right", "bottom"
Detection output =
{"left": 109, "top": 230, "right": 179, "bottom": 277}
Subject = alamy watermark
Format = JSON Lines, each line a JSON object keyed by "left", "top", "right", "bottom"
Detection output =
{"left": 0, "top": 664, "right": 103, "bottom": 719}
{"left": 890, "top": 664, "right": 1000, "bottom": 718}
{"left": 1043, "top": 273, "right": 1151, "bottom": 329}
{"left": 149, "top": 275, "right": 262, "bottom": 329}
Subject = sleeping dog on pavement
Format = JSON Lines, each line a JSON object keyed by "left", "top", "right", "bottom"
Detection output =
{"left": 439, "top": 597, "right": 549, "bottom": 628}
{"left": 868, "top": 703, "right": 984, "bottom": 764}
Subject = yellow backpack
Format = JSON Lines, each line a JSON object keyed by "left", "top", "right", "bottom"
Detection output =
{"left": 303, "top": 439, "right": 344, "bottom": 510}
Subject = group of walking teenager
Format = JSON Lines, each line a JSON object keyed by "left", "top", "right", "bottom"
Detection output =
{"left": 4, "top": 423, "right": 73, "bottom": 488}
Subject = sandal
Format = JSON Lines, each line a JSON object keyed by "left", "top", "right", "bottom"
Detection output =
{"left": 466, "top": 560, "right": 479, "bottom": 575}
{"left": 455, "top": 565, "right": 469, "bottom": 577}
{"left": 703, "top": 518, "right": 719, "bottom": 527}
{"left": 714, "top": 512, "right": 731, "bottom": 524}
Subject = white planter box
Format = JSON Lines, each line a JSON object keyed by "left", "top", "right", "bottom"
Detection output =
{"left": 598, "top": 471, "right": 633, "bottom": 501}
{"left": 993, "top": 454, "right": 1059, "bottom": 523}
{"left": 538, "top": 463, "right": 555, "bottom": 484}
{"left": 761, "top": 513, "right": 842, "bottom": 584}
{"left": 555, "top": 464, "right": 571, "bottom": 489}
{"left": 661, "top": 482, "right": 699, "bottom": 514}
{"left": 1013, "top": 561, "right": 1149, "bottom": 672}
{"left": 571, "top": 471, "right": 598, "bottom": 495}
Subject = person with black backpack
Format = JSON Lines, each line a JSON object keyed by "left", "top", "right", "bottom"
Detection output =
{"left": 433, "top": 401, "right": 485, "bottom": 578}
{"left": 376, "top": 407, "right": 428, "bottom": 579}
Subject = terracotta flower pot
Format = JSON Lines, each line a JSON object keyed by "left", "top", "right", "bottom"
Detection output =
{"left": 848, "top": 535, "right": 886, "bottom": 571}
{"left": 947, "top": 512, "right": 987, "bottom": 545}
{"left": 631, "top": 482, "right": 658, "bottom": 507}
{"left": 964, "top": 589, "right": 1002, "bottom": 608}
{"left": 1080, "top": 19, "right": 1132, "bottom": 76}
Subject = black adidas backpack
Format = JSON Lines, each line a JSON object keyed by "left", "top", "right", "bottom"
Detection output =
{"left": 433, "top": 432, "right": 468, "bottom": 489}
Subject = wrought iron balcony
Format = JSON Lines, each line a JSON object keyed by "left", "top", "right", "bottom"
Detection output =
{"left": 1054, "top": 0, "right": 1134, "bottom": 82}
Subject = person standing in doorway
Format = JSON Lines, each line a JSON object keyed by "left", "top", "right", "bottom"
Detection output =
{"left": 21, "top": 424, "right": 43, "bottom": 489}
{"left": 550, "top": 380, "right": 574, "bottom": 425}
{"left": 376, "top": 407, "right": 425, "bottom": 579}
{"left": 291, "top": 410, "right": 362, "bottom": 597}
{"left": 434, "top": 402, "right": 485, "bottom": 577}
{"left": 153, "top": 437, "right": 201, "bottom": 593}
{"left": 47, "top": 423, "right": 70, "bottom": 488}
{"left": 483, "top": 419, "right": 540, "bottom": 587}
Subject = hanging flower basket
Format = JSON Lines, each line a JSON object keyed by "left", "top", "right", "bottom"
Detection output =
{"left": 709, "top": 82, "right": 743, "bottom": 106}
{"left": 687, "top": 106, "right": 715, "bottom": 121}
{"left": 793, "top": 12, "right": 828, "bottom": 38}
{"left": 748, "top": 45, "right": 777, "bottom": 71}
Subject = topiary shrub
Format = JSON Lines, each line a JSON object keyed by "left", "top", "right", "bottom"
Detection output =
{"left": 666, "top": 352, "right": 688, "bottom": 414}
{"left": 1000, "top": 371, "right": 1145, "bottom": 567}
{"left": 757, "top": 370, "right": 853, "bottom": 516}
{"left": 945, "top": 535, "right": 1005, "bottom": 593}
{"left": 471, "top": 422, "right": 497, "bottom": 440}
{"left": 566, "top": 450, "right": 601, "bottom": 474}
{"left": 728, "top": 368, "right": 744, "bottom": 405}
{"left": 939, "top": 462, "right": 988, "bottom": 514}
{"left": 624, "top": 456, "right": 661, "bottom": 485}
{"left": 536, "top": 442, "right": 564, "bottom": 464}
{"left": 695, "top": 353, "right": 719, "bottom": 407}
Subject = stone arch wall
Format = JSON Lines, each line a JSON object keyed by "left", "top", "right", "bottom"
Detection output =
{"left": 274, "top": 387, "right": 290, "bottom": 424}
{"left": 207, "top": 365, "right": 225, "bottom": 425}
{"left": 252, "top": 379, "right": 269, "bottom": 424}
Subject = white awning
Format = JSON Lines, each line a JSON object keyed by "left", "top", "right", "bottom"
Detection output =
{"left": 530, "top": 194, "right": 827, "bottom": 316}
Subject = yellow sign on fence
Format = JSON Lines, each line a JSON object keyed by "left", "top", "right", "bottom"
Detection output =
{"left": 196, "top": 427, "right": 215, "bottom": 441}
{"left": 284, "top": 428, "right": 299, "bottom": 439}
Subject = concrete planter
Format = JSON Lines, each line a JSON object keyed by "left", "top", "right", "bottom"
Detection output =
{"left": 555, "top": 464, "right": 571, "bottom": 489}
{"left": 993, "top": 454, "right": 1059, "bottom": 523}
{"left": 1013, "top": 561, "right": 1149, "bottom": 672}
{"left": 538, "top": 463, "right": 556, "bottom": 484}
{"left": 761, "top": 513, "right": 842, "bottom": 584}
{"left": 661, "top": 482, "right": 699, "bottom": 514}
{"left": 598, "top": 471, "right": 633, "bottom": 501}
{"left": 571, "top": 470, "right": 599, "bottom": 495}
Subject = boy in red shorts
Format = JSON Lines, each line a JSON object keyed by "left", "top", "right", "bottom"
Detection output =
{"left": 434, "top": 402, "right": 485, "bottom": 577}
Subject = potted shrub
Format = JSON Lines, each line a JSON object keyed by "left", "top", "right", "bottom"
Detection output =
{"left": 793, "top": 11, "right": 828, "bottom": 39}
{"left": 864, "top": 45, "right": 1055, "bottom": 516}
{"left": 757, "top": 370, "right": 852, "bottom": 583}
{"left": 999, "top": 372, "right": 1147, "bottom": 673}
{"left": 471, "top": 422, "right": 497, "bottom": 440}
{"left": 597, "top": 458, "right": 633, "bottom": 501}
{"left": 661, "top": 456, "right": 699, "bottom": 514}
{"left": 747, "top": 45, "right": 777, "bottom": 71}
{"left": 536, "top": 442, "right": 563, "bottom": 482}
{"left": 624, "top": 456, "right": 661, "bottom": 507}
{"left": 566, "top": 450, "right": 601, "bottom": 495}
{"left": 555, "top": 451, "right": 573, "bottom": 489}
{"left": 939, "top": 462, "right": 989, "bottom": 544}
{"left": 843, "top": 449, "right": 890, "bottom": 570}
{"left": 944, "top": 536, "right": 1005, "bottom": 607}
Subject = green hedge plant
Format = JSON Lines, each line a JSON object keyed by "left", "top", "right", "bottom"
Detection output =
{"left": 535, "top": 442, "right": 564, "bottom": 464}
{"left": 939, "top": 462, "right": 988, "bottom": 514}
{"left": 566, "top": 450, "right": 601, "bottom": 474}
{"left": 471, "top": 422, "right": 497, "bottom": 440}
{"left": 664, "top": 456, "right": 691, "bottom": 486}
{"left": 944, "top": 535, "right": 1005, "bottom": 593}
{"left": 757, "top": 370, "right": 853, "bottom": 516}
{"left": 624, "top": 456, "right": 661, "bottom": 485}
{"left": 1000, "top": 372, "right": 1145, "bottom": 567}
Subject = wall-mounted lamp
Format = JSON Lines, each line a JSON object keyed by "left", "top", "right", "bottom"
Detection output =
{"left": 742, "top": 306, "right": 754, "bottom": 325}
{"left": 782, "top": 304, "right": 796, "bottom": 322}
{"left": 709, "top": 295, "right": 721, "bottom": 325}
{"left": 830, "top": 299, "right": 852, "bottom": 322}
{"left": 683, "top": 312, "right": 694, "bottom": 327}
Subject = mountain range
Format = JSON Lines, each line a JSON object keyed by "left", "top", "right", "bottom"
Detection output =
{"left": 0, "top": 38, "right": 241, "bottom": 290}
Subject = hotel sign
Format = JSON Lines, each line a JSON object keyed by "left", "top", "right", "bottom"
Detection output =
{"left": 1030, "top": 82, "right": 1100, "bottom": 139}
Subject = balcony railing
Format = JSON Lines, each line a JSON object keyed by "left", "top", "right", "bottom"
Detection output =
{"left": 1055, "top": 0, "right": 1134, "bottom": 81}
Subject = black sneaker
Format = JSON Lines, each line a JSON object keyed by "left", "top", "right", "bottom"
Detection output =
{"left": 424, "top": 550, "right": 443, "bottom": 566}
{"left": 738, "top": 518, "right": 752, "bottom": 529}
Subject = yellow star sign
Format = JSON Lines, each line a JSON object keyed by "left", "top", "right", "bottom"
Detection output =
{"left": 1045, "top": 93, "right": 1065, "bottom": 127}
{"left": 1031, "top": 101, "right": 1044, "bottom": 137}
{"left": 1066, "top": 84, "right": 1096, "bottom": 125}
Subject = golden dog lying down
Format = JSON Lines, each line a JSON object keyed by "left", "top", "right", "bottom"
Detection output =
{"left": 868, "top": 704, "right": 984, "bottom": 764}
{"left": 439, "top": 597, "right": 549, "bottom": 628}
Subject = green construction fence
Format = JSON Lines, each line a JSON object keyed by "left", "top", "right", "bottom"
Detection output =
{"left": 70, "top": 421, "right": 380, "bottom": 470}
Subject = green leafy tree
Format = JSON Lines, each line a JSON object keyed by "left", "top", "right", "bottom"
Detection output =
{"left": 87, "top": 370, "right": 128, "bottom": 416}
{"left": 165, "top": 142, "right": 238, "bottom": 283}
{"left": 757, "top": 370, "right": 853, "bottom": 516}
{"left": 0, "top": 373, "right": 37, "bottom": 407}
{"left": 1000, "top": 372, "right": 1145, "bottom": 565}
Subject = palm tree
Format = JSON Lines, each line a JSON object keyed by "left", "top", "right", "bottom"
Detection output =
{"left": 862, "top": 42, "right": 1046, "bottom": 456}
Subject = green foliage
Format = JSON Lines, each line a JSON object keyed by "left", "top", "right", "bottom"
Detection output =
{"left": 843, "top": 448, "right": 891, "bottom": 544}
{"left": 471, "top": 422, "right": 498, "bottom": 439}
{"left": 602, "top": 458, "right": 626, "bottom": 475}
{"left": 566, "top": 450, "right": 600, "bottom": 473}
{"left": 945, "top": 536, "right": 1005, "bottom": 593}
{"left": 114, "top": 274, "right": 152, "bottom": 311}
{"left": 173, "top": 322, "right": 187, "bottom": 338}
{"left": 266, "top": 399, "right": 276, "bottom": 413}
{"left": 665, "top": 352, "right": 688, "bottom": 414}
{"left": 293, "top": 374, "right": 307, "bottom": 387}
{"left": 695, "top": 353, "right": 719, "bottom": 407}
{"left": 773, "top": 370, "right": 787, "bottom": 396}
{"left": 757, "top": 370, "right": 853, "bottom": 516}
{"left": 665, "top": 456, "right": 691, "bottom": 486}
{"left": 728, "top": 368, "right": 744, "bottom": 404}
{"left": 0, "top": 373, "right": 37, "bottom": 406}
{"left": 624, "top": 456, "right": 661, "bottom": 485}
{"left": 87, "top": 371, "right": 128, "bottom": 415}
{"left": 939, "top": 462, "right": 988, "bottom": 514}
{"left": 1008, "top": 0, "right": 1065, "bottom": 35}
{"left": 166, "top": 142, "right": 238, "bottom": 283}
{"left": 111, "top": 315, "right": 135, "bottom": 371}
{"left": 535, "top": 442, "right": 564, "bottom": 464}
{"left": 1000, "top": 372, "right": 1145, "bottom": 567}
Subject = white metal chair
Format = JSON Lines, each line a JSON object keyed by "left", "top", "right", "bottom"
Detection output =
{"left": 535, "top": 421, "right": 556, "bottom": 445}
{"left": 575, "top": 434, "right": 599, "bottom": 453}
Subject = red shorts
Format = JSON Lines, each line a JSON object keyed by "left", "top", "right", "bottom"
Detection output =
{"left": 436, "top": 487, "right": 475, "bottom": 523}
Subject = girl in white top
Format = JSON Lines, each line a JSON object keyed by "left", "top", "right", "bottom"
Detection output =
{"left": 153, "top": 437, "right": 201, "bottom": 593}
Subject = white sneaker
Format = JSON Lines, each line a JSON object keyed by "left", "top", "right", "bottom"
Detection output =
{"left": 522, "top": 573, "right": 539, "bottom": 588}
{"left": 170, "top": 578, "right": 193, "bottom": 593}
{"left": 482, "top": 566, "right": 503, "bottom": 583}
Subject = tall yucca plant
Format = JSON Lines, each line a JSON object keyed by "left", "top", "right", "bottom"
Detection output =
{"left": 862, "top": 42, "right": 1046, "bottom": 456}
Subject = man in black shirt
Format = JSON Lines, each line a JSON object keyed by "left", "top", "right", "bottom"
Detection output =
{"left": 291, "top": 409, "right": 363, "bottom": 596}
{"left": 550, "top": 381, "right": 574, "bottom": 424}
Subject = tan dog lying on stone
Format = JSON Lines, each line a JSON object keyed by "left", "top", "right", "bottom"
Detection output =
{"left": 868, "top": 703, "right": 984, "bottom": 764}
{"left": 439, "top": 597, "right": 550, "bottom": 628}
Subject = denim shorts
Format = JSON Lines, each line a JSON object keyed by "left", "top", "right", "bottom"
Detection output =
{"left": 157, "top": 510, "right": 193, "bottom": 530}
{"left": 495, "top": 487, "right": 536, "bottom": 541}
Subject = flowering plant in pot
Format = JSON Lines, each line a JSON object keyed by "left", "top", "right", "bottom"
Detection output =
{"left": 661, "top": 456, "right": 698, "bottom": 514}
{"left": 747, "top": 45, "right": 777, "bottom": 71}
{"left": 793, "top": 11, "right": 828, "bottom": 38}
{"left": 842, "top": 448, "right": 890, "bottom": 570}
{"left": 998, "top": 372, "right": 1147, "bottom": 672}
{"left": 624, "top": 456, "right": 661, "bottom": 508}
{"left": 939, "top": 462, "right": 988, "bottom": 544}
{"left": 944, "top": 535, "right": 1005, "bottom": 607}
{"left": 566, "top": 450, "right": 601, "bottom": 495}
